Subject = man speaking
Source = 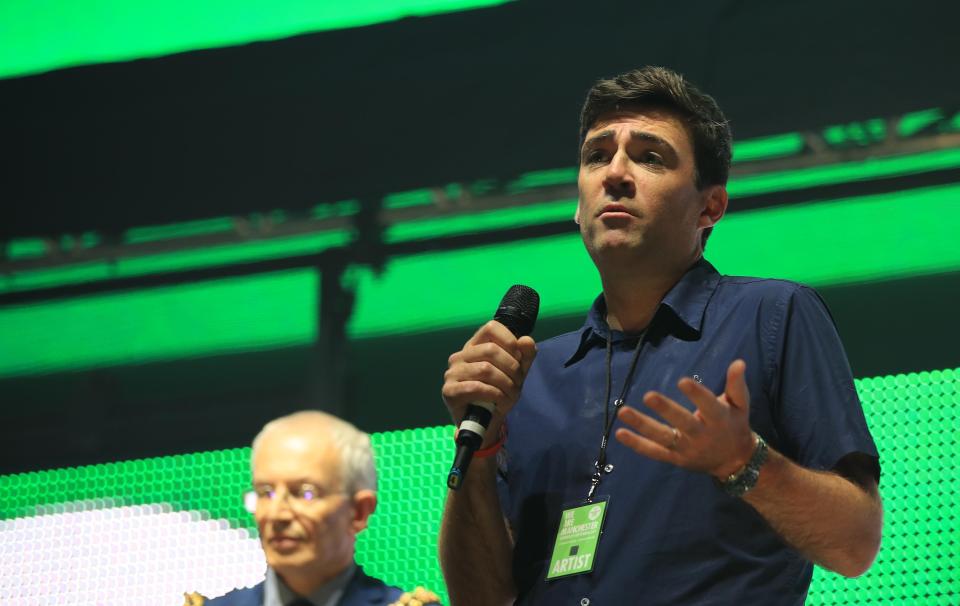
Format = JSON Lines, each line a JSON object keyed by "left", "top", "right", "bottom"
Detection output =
{"left": 439, "top": 66, "right": 882, "bottom": 605}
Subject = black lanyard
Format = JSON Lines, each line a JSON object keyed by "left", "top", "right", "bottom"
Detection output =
{"left": 587, "top": 329, "right": 646, "bottom": 500}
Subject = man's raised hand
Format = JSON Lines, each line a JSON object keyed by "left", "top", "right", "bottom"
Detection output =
{"left": 614, "top": 359, "right": 756, "bottom": 478}
{"left": 442, "top": 320, "right": 537, "bottom": 448}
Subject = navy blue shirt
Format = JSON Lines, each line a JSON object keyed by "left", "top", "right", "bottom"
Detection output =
{"left": 498, "top": 259, "right": 879, "bottom": 606}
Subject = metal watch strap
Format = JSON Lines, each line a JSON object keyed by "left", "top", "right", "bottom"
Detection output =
{"left": 718, "top": 433, "right": 768, "bottom": 497}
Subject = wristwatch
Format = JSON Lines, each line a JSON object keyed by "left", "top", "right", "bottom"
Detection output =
{"left": 718, "top": 433, "right": 768, "bottom": 497}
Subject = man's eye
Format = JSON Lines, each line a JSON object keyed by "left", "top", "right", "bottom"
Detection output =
{"left": 584, "top": 150, "right": 608, "bottom": 164}
{"left": 641, "top": 151, "right": 664, "bottom": 165}
{"left": 255, "top": 486, "right": 274, "bottom": 499}
{"left": 296, "top": 485, "right": 320, "bottom": 501}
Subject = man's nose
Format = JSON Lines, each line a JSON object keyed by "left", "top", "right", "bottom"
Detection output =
{"left": 265, "top": 492, "right": 296, "bottom": 519}
{"left": 603, "top": 151, "right": 635, "bottom": 198}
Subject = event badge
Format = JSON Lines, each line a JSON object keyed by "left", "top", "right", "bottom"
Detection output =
{"left": 546, "top": 497, "right": 609, "bottom": 579}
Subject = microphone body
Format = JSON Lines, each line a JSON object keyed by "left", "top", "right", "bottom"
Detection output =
{"left": 447, "top": 285, "right": 539, "bottom": 490}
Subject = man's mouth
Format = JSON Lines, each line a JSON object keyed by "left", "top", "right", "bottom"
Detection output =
{"left": 598, "top": 203, "right": 634, "bottom": 217}
{"left": 269, "top": 535, "right": 303, "bottom": 550}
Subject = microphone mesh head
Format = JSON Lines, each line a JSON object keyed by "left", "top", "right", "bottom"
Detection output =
{"left": 494, "top": 285, "right": 540, "bottom": 337}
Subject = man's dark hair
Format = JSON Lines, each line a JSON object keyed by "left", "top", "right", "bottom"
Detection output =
{"left": 579, "top": 66, "right": 732, "bottom": 247}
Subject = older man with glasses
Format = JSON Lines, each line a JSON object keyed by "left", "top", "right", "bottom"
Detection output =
{"left": 194, "top": 410, "right": 439, "bottom": 606}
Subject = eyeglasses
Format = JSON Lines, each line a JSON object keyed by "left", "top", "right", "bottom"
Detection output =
{"left": 243, "top": 483, "right": 343, "bottom": 513}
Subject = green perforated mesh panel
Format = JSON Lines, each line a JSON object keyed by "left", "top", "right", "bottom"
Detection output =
{"left": 1, "top": 369, "right": 958, "bottom": 603}
{"left": 813, "top": 370, "right": 960, "bottom": 605}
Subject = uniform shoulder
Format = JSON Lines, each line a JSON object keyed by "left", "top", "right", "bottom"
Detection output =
{"left": 191, "top": 583, "right": 262, "bottom": 606}
{"left": 352, "top": 567, "right": 445, "bottom": 604}
{"left": 359, "top": 571, "right": 443, "bottom": 605}
{"left": 716, "top": 274, "right": 816, "bottom": 301}
{"left": 713, "top": 275, "right": 833, "bottom": 328}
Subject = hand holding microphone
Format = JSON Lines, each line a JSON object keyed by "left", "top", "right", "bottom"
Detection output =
{"left": 443, "top": 285, "right": 539, "bottom": 489}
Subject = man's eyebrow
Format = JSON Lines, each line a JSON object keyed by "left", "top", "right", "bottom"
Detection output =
{"left": 252, "top": 478, "right": 316, "bottom": 486}
{"left": 630, "top": 130, "right": 677, "bottom": 155}
{"left": 581, "top": 130, "right": 615, "bottom": 149}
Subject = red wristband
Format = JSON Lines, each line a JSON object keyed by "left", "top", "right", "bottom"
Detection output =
{"left": 475, "top": 422, "right": 507, "bottom": 458}
{"left": 454, "top": 421, "right": 508, "bottom": 459}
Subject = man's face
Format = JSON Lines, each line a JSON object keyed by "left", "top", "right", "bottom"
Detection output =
{"left": 576, "top": 109, "right": 722, "bottom": 267}
{"left": 252, "top": 431, "right": 361, "bottom": 581}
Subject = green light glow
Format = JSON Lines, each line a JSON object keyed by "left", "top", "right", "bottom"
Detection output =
{"left": 727, "top": 147, "right": 960, "bottom": 198}
{"left": 384, "top": 189, "right": 436, "bottom": 210}
{"left": 0, "top": 0, "right": 513, "bottom": 79}
{"left": 351, "top": 183, "right": 960, "bottom": 337}
{"left": 312, "top": 199, "right": 361, "bottom": 220}
{"left": 506, "top": 167, "right": 579, "bottom": 193}
{"left": 119, "top": 230, "right": 349, "bottom": 275}
{"left": 0, "top": 269, "right": 317, "bottom": 378}
{"left": 897, "top": 108, "right": 944, "bottom": 138}
{"left": 822, "top": 119, "right": 886, "bottom": 147}
{"left": 125, "top": 217, "right": 238, "bottom": 244}
{"left": 949, "top": 111, "right": 960, "bottom": 132}
{"left": 2, "top": 367, "right": 958, "bottom": 604}
{"left": 2, "top": 262, "right": 114, "bottom": 293}
{"left": 0, "top": 230, "right": 349, "bottom": 294}
{"left": 732, "top": 132, "right": 805, "bottom": 163}
{"left": 384, "top": 198, "right": 575, "bottom": 243}
{"left": 6, "top": 239, "right": 47, "bottom": 260}
{"left": 350, "top": 232, "right": 601, "bottom": 337}
{"left": 710, "top": 184, "right": 960, "bottom": 287}
{"left": 1, "top": 184, "right": 957, "bottom": 377}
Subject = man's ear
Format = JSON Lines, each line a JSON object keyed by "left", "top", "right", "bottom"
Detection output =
{"left": 699, "top": 185, "right": 728, "bottom": 230}
{"left": 574, "top": 203, "right": 581, "bottom": 225}
{"left": 350, "top": 489, "right": 377, "bottom": 534}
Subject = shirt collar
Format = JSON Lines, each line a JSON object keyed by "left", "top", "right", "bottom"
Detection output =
{"left": 564, "top": 258, "right": 721, "bottom": 366}
{"left": 264, "top": 562, "right": 358, "bottom": 606}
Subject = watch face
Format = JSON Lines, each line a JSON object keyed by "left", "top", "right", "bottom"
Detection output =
{"left": 721, "top": 436, "right": 767, "bottom": 497}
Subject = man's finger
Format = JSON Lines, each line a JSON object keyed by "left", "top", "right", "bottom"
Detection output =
{"left": 517, "top": 336, "right": 538, "bottom": 375}
{"left": 459, "top": 342, "right": 524, "bottom": 385}
{"left": 614, "top": 427, "right": 675, "bottom": 464}
{"left": 441, "top": 379, "right": 510, "bottom": 410}
{"left": 445, "top": 360, "right": 518, "bottom": 401}
{"left": 723, "top": 359, "right": 750, "bottom": 411}
{"left": 617, "top": 405, "right": 677, "bottom": 446}
{"left": 466, "top": 320, "right": 523, "bottom": 357}
{"left": 677, "top": 378, "right": 727, "bottom": 423}
{"left": 641, "top": 391, "right": 699, "bottom": 433}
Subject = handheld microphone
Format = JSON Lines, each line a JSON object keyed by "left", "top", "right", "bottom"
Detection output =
{"left": 447, "top": 285, "right": 539, "bottom": 490}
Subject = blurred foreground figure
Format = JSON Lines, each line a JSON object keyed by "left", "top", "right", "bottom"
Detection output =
{"left": 439, "top": 66, "right": 883, "bottom": 605}
{"left": 198, "top": 411, "right": 439, "bottom": 606}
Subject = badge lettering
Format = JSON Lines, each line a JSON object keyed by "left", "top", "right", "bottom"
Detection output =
{"left": 550, "top": 553, "right": 593, "bottom": 575}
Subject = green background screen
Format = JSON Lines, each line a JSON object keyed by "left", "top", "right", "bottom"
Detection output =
{"left": 2, "top": 367, "right": 958, "bottom": 604}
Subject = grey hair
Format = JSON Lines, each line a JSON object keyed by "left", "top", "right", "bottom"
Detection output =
{"left": 251, "top": 410, "right": 377, "bottom": 494}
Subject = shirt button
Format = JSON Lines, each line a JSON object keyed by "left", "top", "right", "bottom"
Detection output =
{"left": 604, "top": 463, "right": 614, "bottom": 473}
{"left": 580, "top": 599, "right": 590, "bottom": 606}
